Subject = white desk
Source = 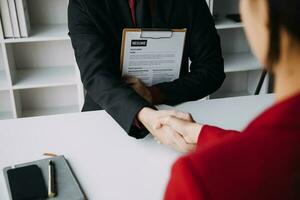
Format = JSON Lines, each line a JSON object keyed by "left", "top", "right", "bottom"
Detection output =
{"left": 0, "top": 94, "right": 274, "bottom": 200}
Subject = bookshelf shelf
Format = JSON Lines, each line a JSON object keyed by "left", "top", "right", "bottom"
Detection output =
{"left": 0, "top": 90, "right": 14, "bottom": 119}
{"left": 4, "top": 24, "right": 69, "bottom": 43}
{"left": 0, "top": 46, "right": 10, "bottom": 90}
{"left": 224, "top": 52, "right": 261, "bottom": 73}
{"left": 22, "top": 105, "right": 79, "bottom": 118}
{"left": 210, "top": 69, "right": 269, "bottom": 99}
{"left": 0, "top": 111, "right": 14, "bottom": 120}
{"left": 215, "top": 18, "right": 243, "bottom": 30}
{"left": 12, "top": 66, "right": 77, "bottom": 89}
{"left": 0, "top": 70, "right": 10, "bottom": 90}
{"left": 211, "top": 90, "right": 251, "bottom": 99}
{"left": 13, "top": 85, "right": 80, "bottom": 118}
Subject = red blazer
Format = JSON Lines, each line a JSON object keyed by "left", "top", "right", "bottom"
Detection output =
{"left": 165, "top": 93, "right": 300, "bottom": 200}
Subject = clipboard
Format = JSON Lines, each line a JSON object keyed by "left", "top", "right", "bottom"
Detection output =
{"left": 120, "top": 28, "right": 187, "bottom": 86}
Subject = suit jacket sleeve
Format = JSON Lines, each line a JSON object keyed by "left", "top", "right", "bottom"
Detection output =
{"left": 155, "top": 1, "right": 225, "bottom": 105}
{"left": 68, "top": 0, "right": 152, "bottom": 139}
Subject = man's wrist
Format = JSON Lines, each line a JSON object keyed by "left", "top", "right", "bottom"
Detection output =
{"left": 137, "top": 107, "right": 155, "bottom": 127}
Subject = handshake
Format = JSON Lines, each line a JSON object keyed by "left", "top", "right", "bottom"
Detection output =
{"left": 125, "top": 76, "right": 203, "bottom": 152}
{"left": 137, "top": 107, "right": 203, "bottom": 153}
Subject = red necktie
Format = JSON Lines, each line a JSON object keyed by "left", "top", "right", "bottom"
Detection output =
{"left": 128, "top": 0, "right": 136, "bottom": 25}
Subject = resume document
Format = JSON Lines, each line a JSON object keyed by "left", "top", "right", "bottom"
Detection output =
{"left": 121, "top": 29, "right": 186, "bottom": 86}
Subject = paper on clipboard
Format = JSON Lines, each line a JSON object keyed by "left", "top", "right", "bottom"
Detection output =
{"left": 121, "top": 28, "right": 186, "bottom": 86}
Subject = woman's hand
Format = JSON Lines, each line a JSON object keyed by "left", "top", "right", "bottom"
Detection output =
{"left": 138, "top": 108, "right": 196, "bottom": 152}
{"left": 124, "top": 76, "right": 152, "bottom": 103}
{"left": 159, "top": 114, "right": 203, "bottom": 144}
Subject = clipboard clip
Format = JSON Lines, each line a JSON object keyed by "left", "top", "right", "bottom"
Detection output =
{"left": 140, "top": 28, "right": 173, "bottom": 39}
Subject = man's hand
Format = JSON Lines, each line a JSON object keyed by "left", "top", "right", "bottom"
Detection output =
{"left": 137, "top": 108, "right": 196, "bottom": 153}
{"left": 125, "top": 76, "right": 152, "bottom": 103}
{"left": 159, "top": 114, "right": 203, "bottom": 144}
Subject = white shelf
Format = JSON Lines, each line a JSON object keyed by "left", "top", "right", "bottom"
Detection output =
{"left": 0, "top": 111, "right": 14, "bottom": 120}
{"left": 22, "top": 105, "right": 79, "bottom": 118}
{"left": 224, "top": 52, "right": 261, "bottom": 73}
{"left": 0, "top": 71, "right": 10, "bottom": 90}
{"left": 0, "top": 0, "right": 83, "bottom": 120}
{"left": 4, "top": 24, "right": 69, "bottom": 43}
{"left": 211, "top": 90, "right": 251, "bottom": 99}
{"left": 0, "top": 90, "right": 13, "bottom": 119}
{"left": 215, "top": 18, "right": 243, "bottom": 30}
{"left": 12, "top": 66, "right": 77, "bottom": 90}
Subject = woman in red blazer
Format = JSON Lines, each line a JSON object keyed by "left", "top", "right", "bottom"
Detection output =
{"left": 157, "top": 0, "right": 300, "bottom": 199}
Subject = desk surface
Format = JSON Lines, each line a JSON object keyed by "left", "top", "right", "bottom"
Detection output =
{"left": 0, "top": 94, "right": 274, "bottom": 200}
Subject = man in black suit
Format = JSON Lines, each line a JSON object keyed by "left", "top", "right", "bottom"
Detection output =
{"left": 68, "top": 0, "right": 225, "bottom": 150}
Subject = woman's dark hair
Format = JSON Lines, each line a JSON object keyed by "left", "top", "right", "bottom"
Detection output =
{"left": 267, "top": 0, "right": 300, "bottom": 67}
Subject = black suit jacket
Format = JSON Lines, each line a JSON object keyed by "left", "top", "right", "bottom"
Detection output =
{"left": 68, "top": 0, "right": 225, "bottom": 139}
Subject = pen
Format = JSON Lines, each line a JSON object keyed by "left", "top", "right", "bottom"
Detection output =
{"left": 48, "top": 160, "right": 57, "bottom": 198}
